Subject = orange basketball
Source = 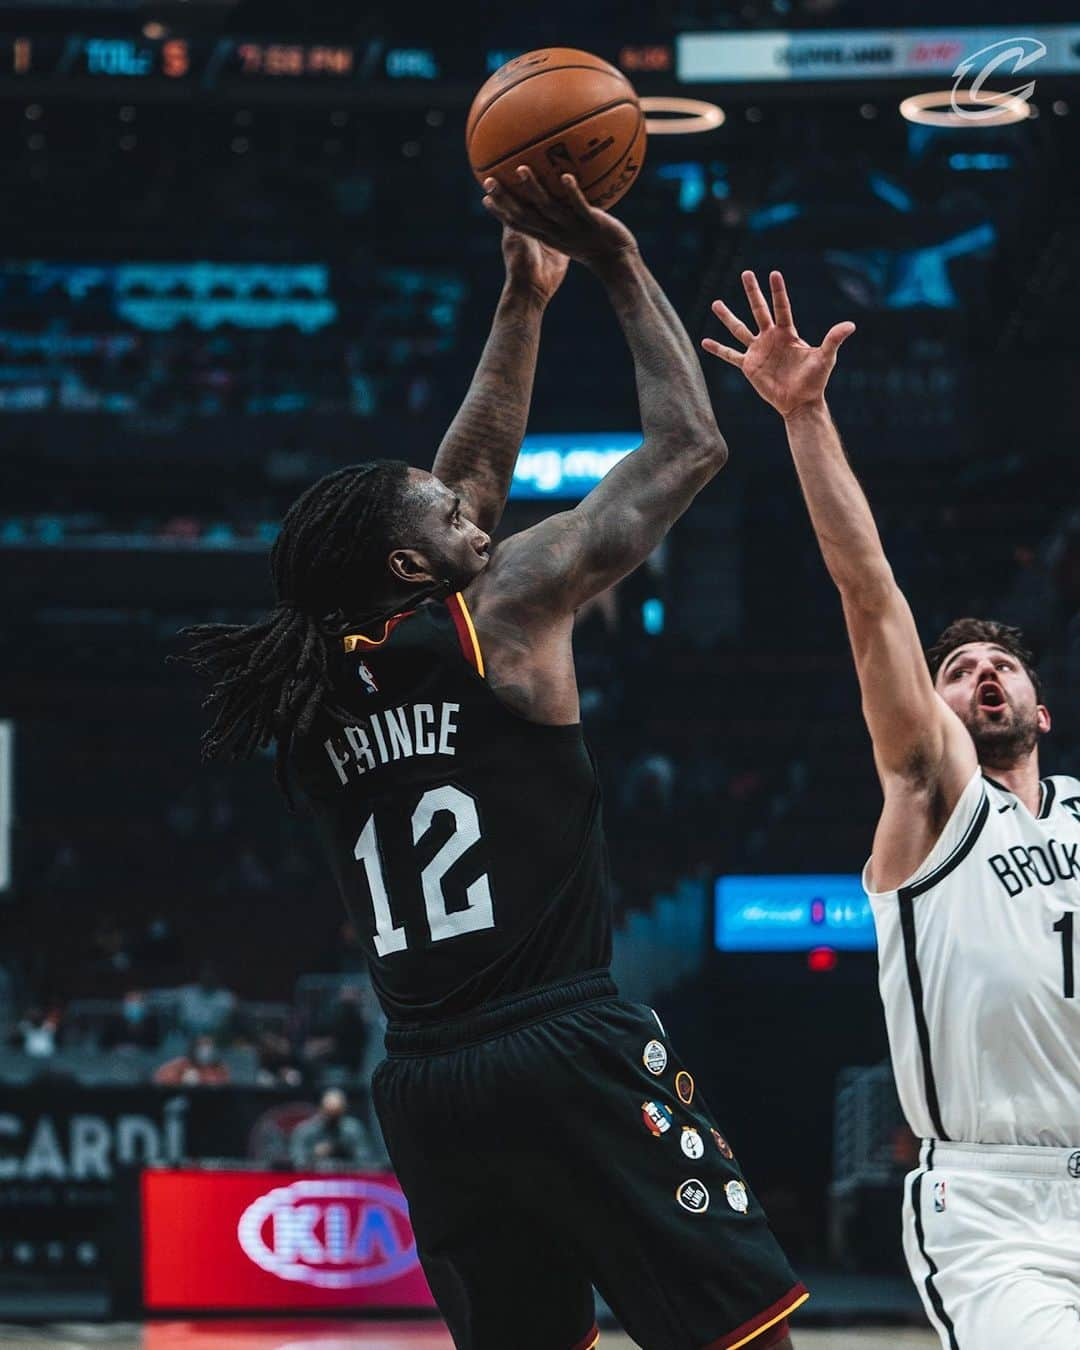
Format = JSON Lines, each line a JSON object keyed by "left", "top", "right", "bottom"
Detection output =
{"left": 467, "top": 48, "right": 646, "bottom": 210}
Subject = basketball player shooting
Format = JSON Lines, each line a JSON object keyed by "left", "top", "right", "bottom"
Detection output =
{"left": 180, "top": 180, "right": 808, "bottom": 1350}
{"left": 705, "top": 270, "right": 1080, "bottom": 1348}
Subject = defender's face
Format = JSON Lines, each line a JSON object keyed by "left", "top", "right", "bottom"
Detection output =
{"left": 404, "top": 470, "right": 491, "bottom": 588}
{"left": 935, "top": 642, "right": 1049, "bottom": 762}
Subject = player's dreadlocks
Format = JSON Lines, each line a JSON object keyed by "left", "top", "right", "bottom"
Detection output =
{"left": 176, "top": 461, "right": 439, "bottom": 806}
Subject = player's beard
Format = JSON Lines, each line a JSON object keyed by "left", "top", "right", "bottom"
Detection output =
{"left": 965, "top": 695, "right": 1040, "bottom": 770}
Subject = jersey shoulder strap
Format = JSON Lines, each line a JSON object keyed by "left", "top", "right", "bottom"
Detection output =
{"left": 865, "top": 768, "right": 989, "bottom": 901}
{"left": 1046, "top": 774, "right": 1080, "bottom": 823}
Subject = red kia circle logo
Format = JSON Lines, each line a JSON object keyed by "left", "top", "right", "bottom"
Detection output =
{"left": 236, "top": 1179, "right": 419, "bottom": 1289}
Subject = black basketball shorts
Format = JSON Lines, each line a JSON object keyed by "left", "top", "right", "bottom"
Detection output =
{"left": 372, "top": 972, "right": 808, "bottom": 1350}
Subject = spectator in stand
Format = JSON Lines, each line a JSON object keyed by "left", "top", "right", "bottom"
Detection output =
{"left": 255, "top": 1031, "right": 304, "bottom": 1089}
{"left": 178, "top": 961, "right": 236, "bottom": 1040}
{"left": 289, "top": 1088, "right": 382, "bottom": 1170}
{"left": 304, "top": 982, "right": 372, "bottom": 1077}
{"left": 153, "top": 1034, "right": 230, "bottom": 1086}
{"left": 212, "top": 838, "right": 273, "bottom": 896}
{"left": 90, "top": 911, "right": 133, "bottom": 978}
{"left": 14, "top": 1006, "right": 60, "bottom": 1058}
{"left": 136, "top": 910, "right": 183, "bottom": 978}
{"left": 101, "top": 989, "right": 162, "bottom": 1051}
{"left": 0, "top": 960, "right": 16, "bottom": 1039}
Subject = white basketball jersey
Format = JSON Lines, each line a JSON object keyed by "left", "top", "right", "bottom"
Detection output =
{"left": 864, "top": 770, "right": 1080, "bottom": 1146}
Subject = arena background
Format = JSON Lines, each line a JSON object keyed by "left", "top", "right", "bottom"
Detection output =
{"left": 0, "top": 0, "right": 1076, "bottom": 1344}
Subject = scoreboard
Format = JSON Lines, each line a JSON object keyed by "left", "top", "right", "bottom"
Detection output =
{"left": 4, "top": 24, "right": 1078, "bottom": 93}
{"left": 0, "top": 35, "right": 677, "bottom": 92}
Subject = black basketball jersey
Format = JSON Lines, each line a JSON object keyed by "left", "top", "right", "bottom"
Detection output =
{"left": 293, "top": 593, "right": 612, "bottom": 1024}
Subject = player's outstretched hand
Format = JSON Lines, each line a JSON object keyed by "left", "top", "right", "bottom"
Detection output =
{"left": 482, "top": 167, "right": 637, "bottom": 270}
{"left": 500, "top": 225, "right": 569, "bottom": 305}
{"left": 703, "top": 270, "right": 855, "bottom": 418}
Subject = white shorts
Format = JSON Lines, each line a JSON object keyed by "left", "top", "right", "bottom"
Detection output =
{"left": 903, "top": 1139, "right": 1080, "bottom": 1349}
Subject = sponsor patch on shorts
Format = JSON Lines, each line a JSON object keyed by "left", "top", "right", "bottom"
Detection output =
{"left": 641, "top": 1100, "right": 674, "bottom": 1137}
{"left": 725, "top": 1179, "right": 749, "bottom": 1213}
{"left": 675, "top": 1070, "right": 694, "bottom": 1105}
{"left": 676, "top": 1179, "right": 709, "bottom": 1213}
{"left": 680, "top": 1126, "right": 704, "bottom": 1160}
{"left": 933, "top": 1179, "right": 947, "bottom": 1212}
{"left": 710, "top": 1128, "right": 734, "bottom": 1159}
{"left": 643, "top": 1040, "right": 668, "bottom": 1076}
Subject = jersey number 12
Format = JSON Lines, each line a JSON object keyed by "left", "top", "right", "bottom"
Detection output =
{"left": 354, "top": 784, "right": 494, "bottom": 956}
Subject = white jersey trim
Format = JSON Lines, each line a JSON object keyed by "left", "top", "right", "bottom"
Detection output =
{"left": 863, "top": 768, "right": 988, "bottom": 902}
{"left": 907, "top": 1141, "right": 959, "bottom": 1348}
{"left": 984, "top": 773, "right": 1056, "bottom": 821}
{"left": 926, "top": 1138, "right": 1080, "bottom": 1178}
{"left": 862, "top": 770, "right": 992, "bottom": 1143}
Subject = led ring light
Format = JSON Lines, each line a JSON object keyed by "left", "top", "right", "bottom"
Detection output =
{"left": 640, "top": 97, "right": 725, "bottom": 135}
{"left": 899, "top": 89, "right": 1033, "bottom": 128}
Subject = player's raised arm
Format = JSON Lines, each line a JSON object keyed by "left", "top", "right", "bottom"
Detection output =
{"left": 430, "top": 225, "right": 568, "bottom": 536}
{"left": 474, "top": 170, "right": 728, "bottom": 618}
{"left": 703, "top": 272, "right": 976, "bottom": 861}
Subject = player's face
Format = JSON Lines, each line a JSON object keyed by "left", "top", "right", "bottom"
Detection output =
{"left": 935, "top": 642, "right": 1050, "bottom": 767}
{"left": 394, "top": 470, "right": 491, "bottom": 591}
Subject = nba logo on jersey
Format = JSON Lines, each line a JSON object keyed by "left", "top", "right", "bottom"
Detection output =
{"left": 933, "top": 1179, "right": 947, "bottom": 1212}
{"left": 357, "top": 661, "right": 379, "bottom": 695}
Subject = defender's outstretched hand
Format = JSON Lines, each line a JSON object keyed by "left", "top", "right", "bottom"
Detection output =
{"left": 483, "top": 167, "right": 637, "bottom": 269}
{"left": 500, "top": 225, "right": 569, "bottom": 305}
{"left": 703, "top": 270, "right": 855, "bottom": 418}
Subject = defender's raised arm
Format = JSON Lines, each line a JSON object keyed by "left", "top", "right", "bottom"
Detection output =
{"left": 704, "top": 271, "right": 976, "bottom": 887}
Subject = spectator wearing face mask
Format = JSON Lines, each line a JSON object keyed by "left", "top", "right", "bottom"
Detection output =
{"left": 153, "top": 1034, "right": 230, "bottom": 1086}
{"left": 102, "top": 989, "right": 162, "bottom": 1051}
{"left": 289, "top": 1089, "right": 382, "bottom": 1170}
{"left": 14, "top": 1006, "right": 61, "bottom": 1058}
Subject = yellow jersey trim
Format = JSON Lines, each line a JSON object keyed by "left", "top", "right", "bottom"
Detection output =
{"left": 344, "top": 632, "right": 378, "bottom": 652}
{"left": 342, "top": 609, "right": 417, "bottom": 653}
{"left": 343, "top": 622, "right": 392, "bottom": 652}
{"left": 727, "top": 1290, "right": 809, "bottom": 1350}
{"left": 454, "top": 592, "right": 485, "bottom": 678}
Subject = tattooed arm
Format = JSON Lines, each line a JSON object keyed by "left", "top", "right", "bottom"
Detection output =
{"left": 431, "top": 226, "right": 568, "bottom": 536}
{"left": 486, "top": 248, "right": 726, "bottom": 608}
{"left": 466, "top": 171, "right": 727, "bottom": 722}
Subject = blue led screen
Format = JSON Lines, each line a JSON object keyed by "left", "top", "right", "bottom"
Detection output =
{"left": 714, "top": 874, "right": 876, "bottom": 952}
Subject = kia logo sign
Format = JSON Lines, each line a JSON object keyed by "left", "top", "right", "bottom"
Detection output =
{"left": 237, "top": 1179, "right": 419, "bottom": 1289}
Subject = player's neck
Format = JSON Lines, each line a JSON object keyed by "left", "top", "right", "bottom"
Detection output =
{"left": 981, "top": 751, "right": 1043, "bottom": 815}
{"left": 354, "top": 584, "right": 431, "bottom": 636}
